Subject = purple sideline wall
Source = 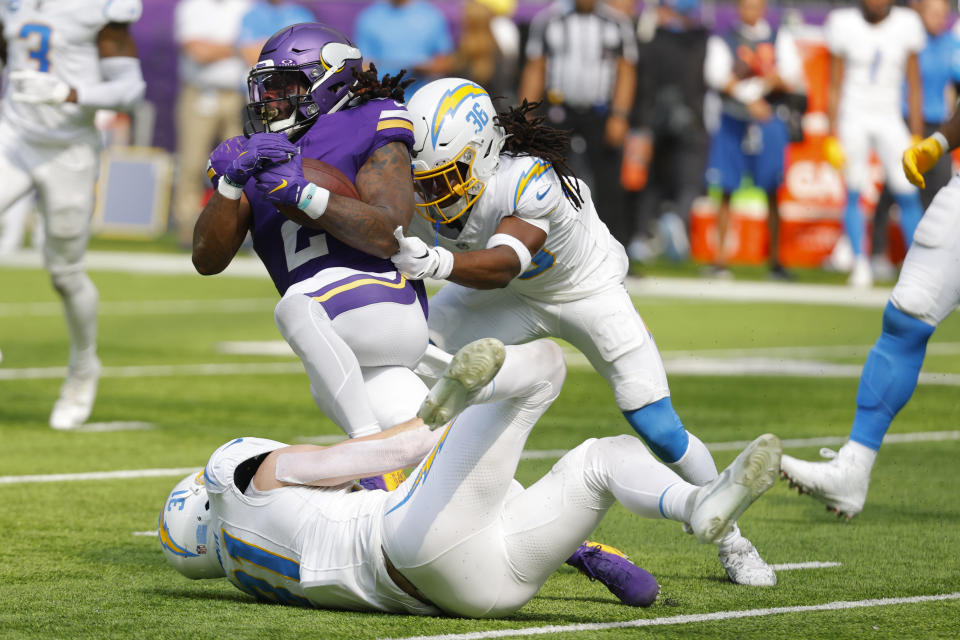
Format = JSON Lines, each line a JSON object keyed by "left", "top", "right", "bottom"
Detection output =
{"left": 131, "top": 1, "right": 835, "bottom": 152}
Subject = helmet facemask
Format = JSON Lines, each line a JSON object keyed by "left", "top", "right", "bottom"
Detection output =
{"left": 413, "top": 144, "right": 485, "bottom": 223}
{"left": 245, "top": 67, "right": 319, "bottom": 137}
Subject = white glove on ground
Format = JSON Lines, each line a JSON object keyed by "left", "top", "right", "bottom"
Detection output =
{"left": 10, "top": 70, "right": 71, "bottom": 104}
{"left": 391, "top": 226, "right": 454, "bottom": 280}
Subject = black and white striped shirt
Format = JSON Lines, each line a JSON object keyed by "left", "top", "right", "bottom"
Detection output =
{"left": 525, "top": 2, "right": 638, "bottom": 109}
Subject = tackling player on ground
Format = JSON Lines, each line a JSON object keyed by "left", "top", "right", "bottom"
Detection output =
{"left": 390, "top": 78, "right": 777, "bottom": 586}
{"left": 0, "top": 0, "right": 146, "bottom": 429}
{"left": 160, "top": 337, "right": 782, "bottom": 615}
{"left": 780, "top": 104, "right": 960, "bottom": 519}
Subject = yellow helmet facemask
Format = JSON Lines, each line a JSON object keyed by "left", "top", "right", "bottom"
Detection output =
{"left": 413, "top": 145, "right": 486, "bottom": 224}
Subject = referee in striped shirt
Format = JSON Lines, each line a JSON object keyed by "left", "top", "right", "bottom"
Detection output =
{"left": 519, "top": 0, "right": 638, "bottom": 246}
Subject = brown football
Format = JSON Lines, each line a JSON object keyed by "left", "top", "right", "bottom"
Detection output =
{"left": 302, "top": 157, "right": 360, "bottom": 199}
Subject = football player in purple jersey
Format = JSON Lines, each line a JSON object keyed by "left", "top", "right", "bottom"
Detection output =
{"left": 195, "top": 24, "right": 429, "bottom": 452}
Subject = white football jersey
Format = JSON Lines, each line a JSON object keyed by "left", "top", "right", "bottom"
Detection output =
{"left": 203, "top": 437, "right": 431, "bottom": 614}
{"left": 409, "top": 154, "right": 629, "bottom": 303}
{"left": 0, "top": 0, "right": 141, "bottom": 143}
{"left": 824, "top": 7, "right": 926, "bottom": 117}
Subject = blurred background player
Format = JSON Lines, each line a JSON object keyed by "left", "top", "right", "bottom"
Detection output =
{"left": 703, "top": 0, "right": 803, "bottom": 280}
{"left": 171, "top": 0, "right": 250, "bottom": 248}
{"left": 0, "top": 0, "right": 145, "bottom": 429}
{"left": 627, "top": 0, "right": 709, "bottom": 265}
{"left": 353, "top": 0, "right": 455, "bottom": 97}
{"left": 159, "top": 337, "right": 782, "bottom": 615}
{"left": 867, "top": 0, "right": 960, "bottom": 282}
{"left": 393, "top": 78, "right": 777, "bottom": 586}
{"left": 780, "top": 104, "right": 960, "bottom": 520}
{"left": 238, "top": 0, "right": 315, "bottom": 67}
{"left": 519, "top": 0, "right": 638, "bottom": 248}
{"left": 823, "top": 0, "right": 926, "bottom": 288}
{"left": 453, "top": 0, "right": 520, "bottom": 103}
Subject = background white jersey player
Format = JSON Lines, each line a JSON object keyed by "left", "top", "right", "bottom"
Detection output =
{"left": 391, "top": 78, "right": 775, "bottom": 586}
{"left": 160, "top": 337, "right": 781, "bottom": 616}
{"left": 823, "top": 0, "right": 926, "bottom": 287}
{"left": 0, "top": 0, "right": 145, "bottom": 428}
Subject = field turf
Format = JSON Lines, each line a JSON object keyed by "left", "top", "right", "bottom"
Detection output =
{"left": 1, "top": 258, "right": 959, "bottom": 639}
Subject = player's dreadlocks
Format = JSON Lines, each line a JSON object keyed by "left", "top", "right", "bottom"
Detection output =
{"left": 496, "top": 100, "right": 584, "bottom": 209}
{"left": 351, "top": 63, "right": 414, "bottom": 104}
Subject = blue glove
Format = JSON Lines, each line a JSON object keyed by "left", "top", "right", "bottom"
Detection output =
{"left": 224, "top": 132, "right": 297, "bottom": 187}
{"left": 254, "top": 152, "right": 331, "bottom": 219}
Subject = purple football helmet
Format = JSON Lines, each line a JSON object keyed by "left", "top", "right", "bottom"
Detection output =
{"left": 245, "top": 23, "right": 362, "bottom": 139}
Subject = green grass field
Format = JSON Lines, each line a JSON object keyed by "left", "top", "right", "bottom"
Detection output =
{"left": 1, "top": 259, "right": 959, "bottom": 639}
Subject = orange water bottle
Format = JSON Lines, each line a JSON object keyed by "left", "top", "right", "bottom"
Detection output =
{"left": 621, "top": 128, "right": 652, "bottom": 192}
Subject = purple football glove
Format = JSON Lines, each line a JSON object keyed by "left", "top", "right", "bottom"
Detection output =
{"left": 223, "top": 132, "right": 297, "bottom": 187}
{"left": 253, "top": 151, "right": 311, "bottom": 209}
{"left": 206, "top": 135, "right": 247, "bottom": 188}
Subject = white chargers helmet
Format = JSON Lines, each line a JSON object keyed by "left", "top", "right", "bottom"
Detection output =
{"left": 406, "top": 78, "right": 506, "bottom": 223}
{"left": 158, "top": 471, "right": 224, "bottom": 580}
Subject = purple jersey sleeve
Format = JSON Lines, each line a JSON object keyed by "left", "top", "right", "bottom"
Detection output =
{"left": 243, "top": 100, "right": 416, "bottom": 296}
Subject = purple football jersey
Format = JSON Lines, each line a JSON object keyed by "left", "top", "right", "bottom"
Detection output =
{"left": 244, "top": 99, "right": 416, "bottom": 296}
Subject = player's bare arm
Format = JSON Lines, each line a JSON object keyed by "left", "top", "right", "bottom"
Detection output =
{"left": 605, "top": 57, "right": 635, "bottom": 146}
{"left": 447, "top": 217, "right": 547, "bottom": 289}
{"left": 905, "top": 53, "right": 923, "bottom": 138}
{"left": 192, "top": 193, "right": 252, "bottom": 275}
{"left": 280, "top": 141, "right": 415, "bottom": 259}
{"left": 252, "top": 416, "right": 434, "bottom": 491}
{"left": 181, "top": 39, "right": 236, "bottom": 65}
{"left": 518, "top": 56, "right": 546, "bottom": 104}
{"left": 826, "top": 54, "right": 844, "bottom": 135}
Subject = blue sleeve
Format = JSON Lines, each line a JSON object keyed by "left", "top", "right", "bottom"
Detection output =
{"left": 237, "top": 6, "right": 265, "bottom": 46}
{"left": 354, "top": 10, "right": 378, "bottom": 61}
{"left": 951, "top": 35, "right": 960, "bottom": 82}
{"left": 292, "top": 6, "right": 315, "bottom": 23}
{"left": 428, "top": 9, "right": 454, "bottom": 56}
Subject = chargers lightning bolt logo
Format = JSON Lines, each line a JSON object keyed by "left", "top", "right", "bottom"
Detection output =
{"left": 430, "top": 82, "right": 490, "bottom": 147}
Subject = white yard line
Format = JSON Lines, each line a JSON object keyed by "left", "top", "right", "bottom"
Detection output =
{"left": 0, "top": 298, "right": 275, "bottom": 317}
{"left": 770, "top": 562, "right": 842, "bottom": 571}
{"left": 2, "top": 431, "right": 955, "bottom": 486}
{"left": 383, "top": 593, "right": 960, "bottom": 640}
{"left": 0, "top": 362, "right": 303, "bottom": 381}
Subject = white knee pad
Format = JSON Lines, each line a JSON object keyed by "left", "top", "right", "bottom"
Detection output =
{"left": 363, "top": 365, "right": 430, "bottom": 427}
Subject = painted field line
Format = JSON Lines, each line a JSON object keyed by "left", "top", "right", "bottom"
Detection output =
{"left": 2, "top": 431, "right": 955, "bottom": 486}
{"left": 0, "top": 361, "right": 303, "bottom": 381}
{"left": 0, "top": 467, "right": 199, "bottom": 485}
{"left": 770, "top": 561, "right": 842, "bottom": 571}
{"left": 132, "top": 531, "right": 158, "bottom": 537}
{"left": 70, "top": 421, "right": 155, "bottom": 433}
{"left": 384, "top": 592, "right": 960, "bottom": 640}
{"left": 0, "top": 298, "right": 275, "bottom": 318}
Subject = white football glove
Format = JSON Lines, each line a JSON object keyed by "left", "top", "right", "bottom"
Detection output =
{"left": 391, "top": 226, "right": 454, "bottom": 280}
{"left": 10, "top": 70, "right": 71, "bottom": 104}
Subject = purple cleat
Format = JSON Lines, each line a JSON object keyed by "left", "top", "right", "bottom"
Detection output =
{"left": 566, "top": 541, "right": 659, "bottom": 607}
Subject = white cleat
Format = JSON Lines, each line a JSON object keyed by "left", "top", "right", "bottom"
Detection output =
{"left": 49, "top": 359, "right": 101, "bottom": 430}
{"left": 780, "top": 446, "right": 871, "bottom": 520}
{"left": 718, "top": 535, "right": 777, "bottom": 586}
{"left": 847, "top": 256, "right": 873, "bottom": 289}
{"left": 689, "top": 434, "right": 782, "bottom": 545}
{"left": 417, "top": 338, "right": 505, "bottom": 429}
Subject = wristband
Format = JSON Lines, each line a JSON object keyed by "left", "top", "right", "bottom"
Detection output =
{"left": 931, "top": 131, "right": 950, "bottom": 155}
{"left": 298, "top": 183, "right": 331, "bottom": 220}
{"left": 486, "top": 233, "right": 533, "bottom": 273}
{"left": 217, "top": 177, "right": 243, "bottom": 200}
{"left": 433, "top": 246, "right": 454, "bottom": 280}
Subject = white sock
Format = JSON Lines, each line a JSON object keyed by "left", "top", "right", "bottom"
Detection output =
{"left": 666, "top": 433, "right": 719, "bottom": 485}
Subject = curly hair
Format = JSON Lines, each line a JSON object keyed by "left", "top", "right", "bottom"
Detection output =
{"left": 496, "top": 99, "right": 583, "bottom": 209}
{"left": 350, "top": 63, "right": 415, "bottom": 104}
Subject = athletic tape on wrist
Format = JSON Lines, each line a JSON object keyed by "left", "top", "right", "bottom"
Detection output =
{"left": 433, "top": 246, "right": 454, "bottom": 279}
{"left": 217, "top": 177, "right": 243, "bottom": 200}
{"left": 931, "top": 131, "right": 950, "bottom": 155}
{"left": 298, "top": 182, "right": 330, "bottom": 220}
{"left": 486, "top": 233, "right": 533, "bottom": 273}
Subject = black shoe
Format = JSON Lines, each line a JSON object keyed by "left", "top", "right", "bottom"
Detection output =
{"left": 768, "top": 264, "right": 794, "bottom": 281}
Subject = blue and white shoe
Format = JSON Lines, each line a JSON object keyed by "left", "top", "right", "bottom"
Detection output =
{"left": 417, "top": 338, "right": 505, "bottom": 429}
